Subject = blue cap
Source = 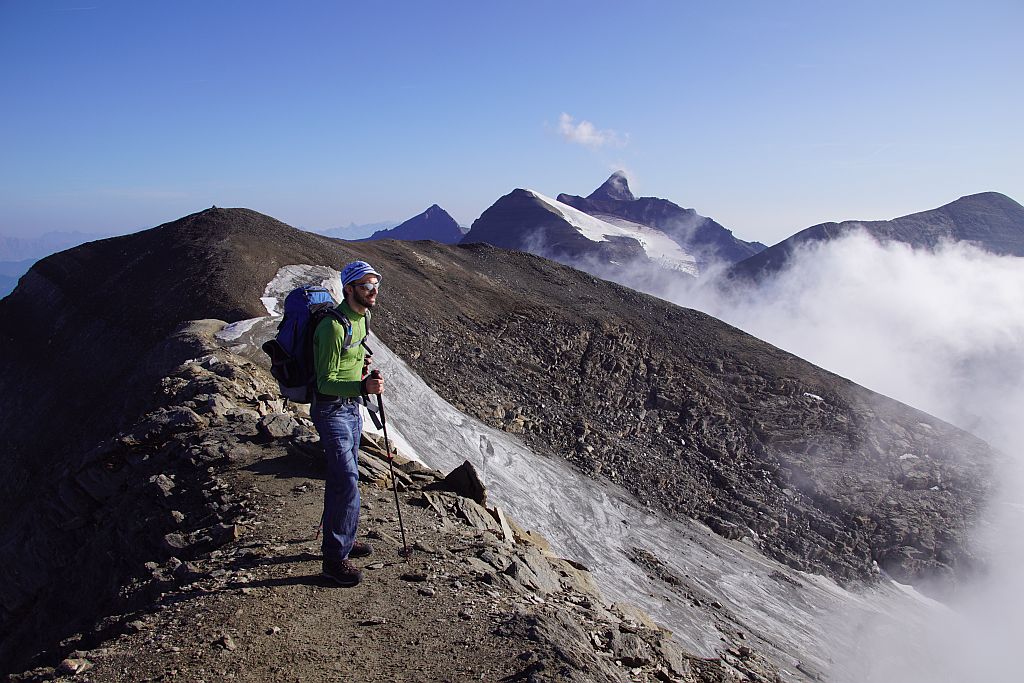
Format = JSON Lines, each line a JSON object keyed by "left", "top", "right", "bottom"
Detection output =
{"left": 340, "top": 260, "right": 382, "bottom": 286}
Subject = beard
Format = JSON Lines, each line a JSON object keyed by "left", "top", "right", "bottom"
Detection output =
{"left": 353, "top": 288, "right": 377, "bottom": 309}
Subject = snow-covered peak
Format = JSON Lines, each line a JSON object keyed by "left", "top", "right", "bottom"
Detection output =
{"left": 525, "top": 190, "right": 698, "bottom": 275}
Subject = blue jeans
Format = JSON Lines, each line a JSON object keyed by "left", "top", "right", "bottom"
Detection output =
{"left": 311, "top": 399, "right": 362, "bottom": 562}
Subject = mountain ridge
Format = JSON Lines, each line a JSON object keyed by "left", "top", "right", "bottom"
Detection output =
{"left": 730, "top": 191, "right": 1024, "bottom": 281}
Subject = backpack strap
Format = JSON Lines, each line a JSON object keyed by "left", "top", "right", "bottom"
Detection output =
{"left": 323, "top": 307, "right": 361, "bottom": 350}
{"left": 361, "top": 309, "right": 372, "bottom": 353}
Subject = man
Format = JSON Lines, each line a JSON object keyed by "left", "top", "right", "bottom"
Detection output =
{"left": 312, "top": 260, "right": 384, "bottom": 586}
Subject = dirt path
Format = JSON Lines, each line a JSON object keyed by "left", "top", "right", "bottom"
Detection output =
{"left": 62, "top": 442, "right": 544, "bottom": 682}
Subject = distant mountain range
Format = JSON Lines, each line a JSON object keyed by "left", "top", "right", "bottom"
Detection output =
{"left": 7, "top": 179, "right": 1021, "bottom": 301}
{"left": 361, "top": 204, "right": 464, "bottom": 244}
{"left": 461, "top": 172, "right": 764, "bottom": 280}
{"left": 0, "top": 230, "right": 110, "bottom": 262}
{"left": 0, "top": 274, "right": 18, "bottom": 298}
{"left": 313, "top": 220, "right": 397, "bottom": 240}
{"left": 0, "top": 258, "right": 36, "bottom": 299}
{"left": 730, "top": 191, "right": 1024, "bottom": 282}
{"left": 0, "top": 232, "right": 113, "bottom": 299}
{"left": 462, "top": 188, "right": 700, "bottom": 276}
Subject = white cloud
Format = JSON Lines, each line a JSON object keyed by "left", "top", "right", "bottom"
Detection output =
{"left": 558, "top": 113, "right": 625, "bottom": 149}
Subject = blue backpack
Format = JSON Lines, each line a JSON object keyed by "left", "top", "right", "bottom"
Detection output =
{"left": 261, "top": 285, "right": 366, "bottom": 403}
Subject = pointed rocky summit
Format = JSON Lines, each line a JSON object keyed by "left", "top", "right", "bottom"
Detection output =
{"left": 587, "top": 170, "right": 635, "bottom": 202}
{"left": 363, "top": 204, "right": 463, "bottom": 244}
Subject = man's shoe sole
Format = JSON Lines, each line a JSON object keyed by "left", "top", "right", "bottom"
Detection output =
{"left": 321, "top": 570, "right": 362, "bottom": 587}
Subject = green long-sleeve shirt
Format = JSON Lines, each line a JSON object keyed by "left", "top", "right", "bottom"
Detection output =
{"left": 313, "top": 300, "right": 367, "bottom": 398}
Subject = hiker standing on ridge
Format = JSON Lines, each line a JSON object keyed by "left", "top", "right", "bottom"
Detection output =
{"left": 312, "top": 260, "right": 384, "bottom": 587}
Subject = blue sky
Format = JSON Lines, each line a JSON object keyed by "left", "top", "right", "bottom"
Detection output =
{"left": 1, "top": 0, "right": 1021, "bottom": 244}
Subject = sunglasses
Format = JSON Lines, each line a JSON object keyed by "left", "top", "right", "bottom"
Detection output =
{"left": 352, "top": 281, "right": 380, "bottom": 293}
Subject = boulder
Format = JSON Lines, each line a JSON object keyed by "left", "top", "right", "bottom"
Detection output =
{"left": 419, "top": 490, "right": 458, "bottom": 518}
{"left": 148, "top": 474, "right": 176, "bottom": 498}
{"left": 257, "top": 413, "right": 299, "bottom": 440}
{"left": 455, "top": 497, "right": 500, "bottom": 533}
{"left": 489, "top": 505, "right": 517, "bottom": 545}
{"left": 609, "top": 630, "right": 652, "bottom": 667}
{"left": 124, "top": 407, "right": 209, "bottom": 445}
{"left": 425, "top": 460, "right": 487, "bottom": 505}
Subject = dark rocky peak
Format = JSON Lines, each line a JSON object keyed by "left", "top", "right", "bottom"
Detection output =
{"left": 587, "top": 170, "right": 635, "bottom": 202}
{"left": 364, "top": 204, "right": 463, "bottom": 244}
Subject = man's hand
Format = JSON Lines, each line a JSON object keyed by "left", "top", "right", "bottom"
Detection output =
{"left": 363, "top": 370, "right": 384, "bottom": 395}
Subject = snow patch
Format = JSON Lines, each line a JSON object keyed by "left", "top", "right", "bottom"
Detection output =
{"left": 215, "top": 317, "right": 263, "bottom": 342}
{"left": 261, "top": 264, "right": 344, "bottom": 316}
{"left": 889, "top": 579, "right": 948, "bottom": 610}
{"left": 803, "top": 392, "right": 824, "bottom": 401}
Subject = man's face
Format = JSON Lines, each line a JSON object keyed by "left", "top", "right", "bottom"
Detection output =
{"left": 348, "top": 274, "right": 380, "bottom": 309}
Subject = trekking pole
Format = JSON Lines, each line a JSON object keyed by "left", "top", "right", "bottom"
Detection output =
{"left": 370, "top": 370, "right": 411, "bottom": 558}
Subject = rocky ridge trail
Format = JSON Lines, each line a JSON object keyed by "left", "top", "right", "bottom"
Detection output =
{"left": 7, "top": 321, "right": 780, "bottom": 683}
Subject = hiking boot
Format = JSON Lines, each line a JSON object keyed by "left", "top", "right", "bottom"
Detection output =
{"left": 349, "top": 540, "right": 374, "bottom": 559}
{"left": 322, "top": 559, "right": 362, "bottom": 587}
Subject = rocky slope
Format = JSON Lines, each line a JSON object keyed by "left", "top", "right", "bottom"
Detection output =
{"left": 557, "top": 172, "right": 766, "bottom": 268}
{"left": 363, "top": 204, "right": 464, "bottom": 244}
{"left": 729, "top": 191, "right": 1024, "bottom": 282}
{"left": 5, "top": 321, "right": 780, "bottom": 682}
{"left": 0, "top": 207, "right": 999, "bottom": 673}
{"left": 364, "top": 240, "right": 996, "bottom": 594}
